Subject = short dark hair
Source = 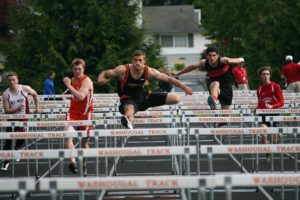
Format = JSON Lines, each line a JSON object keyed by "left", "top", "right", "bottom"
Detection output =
{"left": 132, "top": 50, "right": 146, "bottom": 58}
{"left": 206, "top": 46, "right": 219, "bottom": 55}
{"left": 71, "top": 58, "right": 85, "bottom": 68}
{"left": 257, "top": 66, "right": 272, "bottom": 76}
{"left": 48, "top": 71, "right": 55, "bottom": 77}
{"left": 6, "top": 71, "right": 18, "bottom": 79}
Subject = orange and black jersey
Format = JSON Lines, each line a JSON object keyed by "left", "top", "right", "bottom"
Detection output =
{"left": 204, "top": 58, "right": 231, "bottom": 78}
{"left": 118, "top": 64, "right": 149, "bottom": 99}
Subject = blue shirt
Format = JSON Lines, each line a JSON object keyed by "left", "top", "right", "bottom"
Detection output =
{"left": 43, "top": 78, "right": 55, "bottom": 95}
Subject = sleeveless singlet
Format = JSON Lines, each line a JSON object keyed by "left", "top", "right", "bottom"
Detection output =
{"left": 68, "top": 75, "right": 93, "bottom": 116}
{"left": 5, "top": 85, "right": 29, "bottom": 114}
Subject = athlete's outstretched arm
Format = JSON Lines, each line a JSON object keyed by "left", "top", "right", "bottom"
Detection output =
{"left": 175, "top": 60, "right": 206, "bottom": 77}
{"left": 98, "top": 65, "right": 126, "bottom": 84}
{"left": 149, "top": 68, "right": 193, "bottom": 95}
{"left": 220, "top": 57, "right": 244, "bottom": 65}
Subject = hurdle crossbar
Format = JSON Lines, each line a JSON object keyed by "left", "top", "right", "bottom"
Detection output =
{"left": 39, "top": 173, "right": 300, "bottom": 191}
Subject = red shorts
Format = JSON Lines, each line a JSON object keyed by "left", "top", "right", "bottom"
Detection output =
{"left": 66, "top": 112, "right": 92, "bottom": 136}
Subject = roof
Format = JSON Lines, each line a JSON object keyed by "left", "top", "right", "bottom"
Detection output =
{"left": 143, "top": 5, "right": 202, "bottom": 34}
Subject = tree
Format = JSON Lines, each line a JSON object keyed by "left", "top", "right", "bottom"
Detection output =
{"left": 4, "top": 0, "right": 162, "bottom": 93}
{"left": 196, "top": 0, "right": 300, "bottom": 89}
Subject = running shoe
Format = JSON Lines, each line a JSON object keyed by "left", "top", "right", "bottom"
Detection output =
{"left": 68, "top": 162, "right": 78, "bottom": 174}
{"left": 83, "top": 166, "right": 87, "bottom": 177}
{"left": 266, "top": 154, "right": 272, "bottom": 163}
{"left": 14, "top": 146, "right": 21, "bottom": 162}
{"left": 207, "top": 96, "right": 216, "bottom": 110}
{"left": 1, "top": 161, "right": 10, "bottom": 171}
{"left": 120, "top": 116, "right": 133, "bottom": 129}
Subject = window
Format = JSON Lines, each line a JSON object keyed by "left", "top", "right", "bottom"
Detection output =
{"left": 157, "top": 34, "right": 193, "bottom": 48}
{"left": 174, "top": 34, "right": 187, "bottom": 47}
{"left": 161, "top": 35, "right": 173, "bottom": 47}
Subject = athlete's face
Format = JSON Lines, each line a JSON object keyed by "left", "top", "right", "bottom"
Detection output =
{"left": 260, "top": 70, "right": 271, "bottom": 84}
{"left": 132, "top": 55, "right": 146, "bottom": 70}
{"left": 207, "top": 51, "right": 219, "bottom": 65}
{"left": 7, "top": 75, "right": 18, "bottom": 89}
{"left": 72, "top": 64, "right": 85, "bottom": 78}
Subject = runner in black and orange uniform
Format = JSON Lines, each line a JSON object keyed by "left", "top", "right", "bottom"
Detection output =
{"left": 175, "top": 46, "right": 244, "bottom": 111}
{"left": 98, "top": 50, "right": 193, "bottom": 129}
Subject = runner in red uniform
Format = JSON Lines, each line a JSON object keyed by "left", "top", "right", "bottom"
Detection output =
{"left": 256, "top": 66, "right": 284, "bottom": 162}
{"left": 63, "top": 58, "right": 93, "bottom": 176}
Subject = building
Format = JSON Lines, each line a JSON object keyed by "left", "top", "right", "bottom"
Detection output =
{"left": 142, "top": 5, "right": 210, "bottom": 68}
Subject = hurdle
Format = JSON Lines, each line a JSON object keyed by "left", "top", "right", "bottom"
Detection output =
{"left": 38, "top": 174, "right": 300, "bottom": 200}
{"left": 0, "top": 130, "right": 88, "bottom": 178}
{"left": 200, "top": 144, "right": 300, "bottom": 175}
{"left": 0, "top": 178, "right": 35, "bottom": 200}
{"left": 0, "top": 146, "right": 196, "bottom": 178}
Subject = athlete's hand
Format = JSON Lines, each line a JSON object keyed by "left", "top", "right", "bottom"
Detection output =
{"left": 220, "top": 57, "right": 230, "bottom": 64}
{"left": 184, "top": 86, "right": 193, "bottom": 95}
{"left": 63, "top": 77, "right": 71, "bottom": 87}
{"left": 98, "top": 77, "right": 110, "bottom": 84}
{"left": 265, "top": 103, "right": 273, "bottom": 109}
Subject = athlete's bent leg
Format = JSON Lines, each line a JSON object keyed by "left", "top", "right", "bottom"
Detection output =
{"left": 124, "top": 104, "right": 135, "bottom": 122}
{"left": 165, "top": 93, "right": 180, "bottom": 105}
{"left": 210, "top": 81, "right": 220, "bottom": 98}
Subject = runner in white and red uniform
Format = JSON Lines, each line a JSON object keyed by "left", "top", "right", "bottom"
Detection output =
{"left": 63, "top": 58, "right": 93, "bottom": 176}
{"left": 1, "top": 72, "right": 39, "bottom": 171}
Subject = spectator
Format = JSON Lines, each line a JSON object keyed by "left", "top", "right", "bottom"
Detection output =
{"left": 232, "top": 58, "right": 249, "bottom": 90}
{"left": 43, "top": 71, "right": 55, "bottom": 95}
{"left": 281, "top": 55, "right": 300, "bottom": 92}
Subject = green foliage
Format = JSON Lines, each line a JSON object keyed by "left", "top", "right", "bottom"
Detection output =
{"left": 3, "top": 0, "right": 162, "bottom": 93}
{"left": 196, "top": 0, "right": 300, "bottom": 89}
{"left": 172, "top": 62, "right": 185, "bottom": 71}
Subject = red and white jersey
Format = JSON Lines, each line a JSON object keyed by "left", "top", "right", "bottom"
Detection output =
{"left": 256, "top": 82, "right": 284, "bottom": 109}
{"left": 4, "top": 85, "right": 29, "bottom": 114}
{"left": 68, "top": 75, "right": 93, "bottom": 118}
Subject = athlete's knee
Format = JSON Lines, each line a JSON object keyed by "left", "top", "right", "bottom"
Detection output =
{"left": 210, "top": 81, "right": 220, "bottom": 89}
{"left": 124, "top": 104, "right": 134, "bottom": 112}
{"left": 166, "top": 93, "right": 181, "bottom": 104}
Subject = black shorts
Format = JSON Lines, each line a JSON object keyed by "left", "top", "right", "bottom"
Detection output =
{"left": 119, "top": 92, "right": 168, "bottom": 114}
{"left": 259, "top": 114, "right": 279, "bottom": 127}
{"left": 207, "top": 73, "right": 233, "bottom": 106}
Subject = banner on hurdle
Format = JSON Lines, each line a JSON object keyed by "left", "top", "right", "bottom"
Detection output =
{"left": 0, "top": 146, "right": 197, "bottom": 160}
{"left": 200, "top": 144, "right": 300, "bottom": 154}
{"left": 0, "top": 131, "right": 87, "bottom": 139}
{"left": 91, "top": 128, "right": 186, "bottom": 137}
{"left": 39, "top": 174, "right": 300, "bottom": 191}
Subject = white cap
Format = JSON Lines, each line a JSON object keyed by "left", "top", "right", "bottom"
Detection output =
{"left": 286, "top": 55, "right": 293, "bottom": 61}
{"left": 240, "top": 58, "right": 244, "bottom": 63}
